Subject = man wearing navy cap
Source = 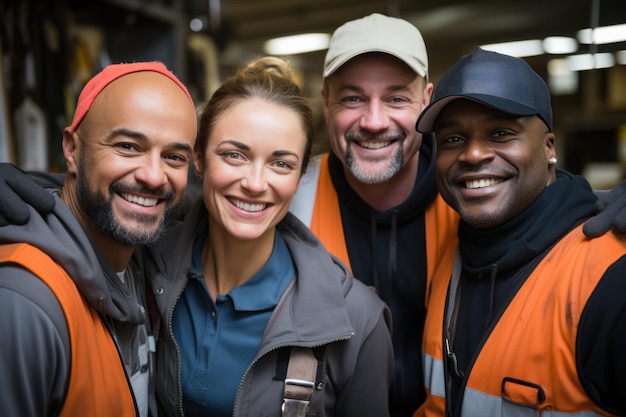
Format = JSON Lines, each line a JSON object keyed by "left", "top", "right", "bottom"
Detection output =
{"left": 415, "top": 48, "right": 626, "bottom": 417}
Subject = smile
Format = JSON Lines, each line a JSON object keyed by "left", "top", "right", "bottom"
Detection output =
{"left": 120, "top": 192, "right": 158, "bottom": 207}
{"left": 229, "top": 198, "right": 267, "bottom": 212}
{"left": 358, "top": 140, "right": 392, "bottom": 149}
{"left": 465, "top": 178, "right": 504, "bottom": 189}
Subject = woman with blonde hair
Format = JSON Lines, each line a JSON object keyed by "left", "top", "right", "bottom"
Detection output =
{"left": 146, "top": 57, "right": 394, "bottom": 417}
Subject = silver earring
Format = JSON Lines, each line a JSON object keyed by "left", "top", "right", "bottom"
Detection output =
{"left": 549, "top": 157, "right": 557, "bottom": 165}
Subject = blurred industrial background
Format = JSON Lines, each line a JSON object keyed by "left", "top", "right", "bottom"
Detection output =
{"left": 2, "top": 0, "right": 626, "bottom": 187}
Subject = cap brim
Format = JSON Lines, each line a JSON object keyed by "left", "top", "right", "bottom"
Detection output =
{"left": 324, "top": 47, "right": 427, "bottom": 79}
{"left": 416, "top": 94, "right": 539, "bottom": 133}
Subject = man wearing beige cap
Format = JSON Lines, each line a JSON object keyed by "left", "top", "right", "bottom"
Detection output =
{"left": 290, "top": 13, "right": 459, "bottom": 416}
{"left": 0, "top": 62, "right": 197, "bottom": 416}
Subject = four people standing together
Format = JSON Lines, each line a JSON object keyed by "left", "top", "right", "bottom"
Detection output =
{"left": 1, "top": 11, "right": 626, "bottom": 417}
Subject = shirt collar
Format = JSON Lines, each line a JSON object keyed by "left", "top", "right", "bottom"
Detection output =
{"left": 191, "top": 228, "right": 295, "bottom": 311}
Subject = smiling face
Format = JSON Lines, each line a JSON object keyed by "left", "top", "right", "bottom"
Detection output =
{"left": 322, "top": 53, "right": 432, "bottom": 184}
{"left": 434, "top": 99, "right": 557, "bottom": 229}
{"left": 63, "top": 71, "right": 197, "bottom": 246}
{"left": 197, "top": 97, "right": 306, "bottom": 242}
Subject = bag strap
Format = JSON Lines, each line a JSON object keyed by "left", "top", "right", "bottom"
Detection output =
{"left": 280, "top": 347, "right": 324, "bottom": 417}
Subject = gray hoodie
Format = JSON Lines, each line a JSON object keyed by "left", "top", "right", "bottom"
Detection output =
{"left": 0, "top": 195, "right": 153, "bottom": 417}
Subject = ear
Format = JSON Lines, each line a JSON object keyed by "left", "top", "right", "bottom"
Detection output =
{"left": 193, "top": 150, "right": 204, "bottom": 180}
{"left": 544, "top": 132, "right": 557, "bottom": 165}
{"left": 62, "top": 129, "right": 80, "bottom": 175}
{"left": 422, "top": 81, "right": 434, "bottom": 108}
{"left": 320, "top": 83, "right": 330, "bottom": 124}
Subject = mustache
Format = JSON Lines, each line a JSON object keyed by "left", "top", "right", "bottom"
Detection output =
{"left": 110, "top": 182, "right": 175, "bottom": 201}
{"left": 345, "top": 130, "right": 405, "bottom": 142}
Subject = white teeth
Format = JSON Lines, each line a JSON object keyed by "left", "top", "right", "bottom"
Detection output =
{"left": 229, "top": 198, "right": 266, "bottom": 212}
{"left": 465, "top": 178, "right": 503, "bottom": 189}
{"left": 121, "top": 193, "right": 158, "bottom": 207}
{"left": 359, "top": 140, "right": 391, "bottom": 149}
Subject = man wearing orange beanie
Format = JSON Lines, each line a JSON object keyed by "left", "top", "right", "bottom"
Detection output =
{"left": 0, "top": 62, "right": 197, "bottom": 417}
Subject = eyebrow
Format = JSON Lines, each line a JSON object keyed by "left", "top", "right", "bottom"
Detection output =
{"left": 109, "top": 128, "right": 193, "bottom": 154}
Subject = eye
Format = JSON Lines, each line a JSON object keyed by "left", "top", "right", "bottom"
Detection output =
{"left": 163, "top": 153, "right": 189, "bottom": 168}
{"left": 436, "top": 134, "right": 465, "bottom": 149}
{"left": 272, "top": 160, "right": 294, "bottom": 170}
{"left": 388, "top": 96, "right": 409, "bottom": 104}
{"left": 224, "top": 151, "right": 244, "bottom": 160}
{"left": 489, "top": 129, "right": 518, "bottom": 143}
{"left": 492, "top": 129, "right": 511, "bottom": 138}
{"left": 164, "top": 153, "right": 186, "bottom": 161}
{"left": 115, "top": 142, "right": 139, "bottom": 151}
{"left": 339, "top": 95, "right": 364, "bottom": 105}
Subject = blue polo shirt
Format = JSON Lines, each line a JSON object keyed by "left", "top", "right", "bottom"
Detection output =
{"left": 173, "top": 228, "right": 295, "bottom": 417}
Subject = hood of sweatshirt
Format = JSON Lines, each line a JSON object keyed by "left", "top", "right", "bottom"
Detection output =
{"left": 0, "top": 194, "right": 146, "bottom": 323}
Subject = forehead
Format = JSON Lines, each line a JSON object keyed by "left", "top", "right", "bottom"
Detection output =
{"left": 211, "top": 98, "right": 306, "bottom": 149}
{"left": 328, "top": 53, "right": 422, "bottom": 88}
{"left": 84, "top": 72, "right": 197, "bottom": 141}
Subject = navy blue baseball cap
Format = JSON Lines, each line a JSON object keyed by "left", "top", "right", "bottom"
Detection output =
{"left": 416, "top": 47, "right": 553, "bottom": 133}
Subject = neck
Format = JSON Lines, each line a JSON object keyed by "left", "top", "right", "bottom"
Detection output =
{"left": 344, "top": 151, "right": 419, "bottom": 211}
{"left": 202, "top": 220, "right": 275, "bottom": 298}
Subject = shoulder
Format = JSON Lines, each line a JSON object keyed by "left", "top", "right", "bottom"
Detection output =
{"left": 343, "top": 277, "right": 392, "bottom": 330}
{"left": 0, "top": 264, "right": 69, "bottom": 341}
{"left": 0, "top": 265, "right": 70, "bottom": 415}
{"left": 577, "top": 254, "right": 626, "bottom": 412}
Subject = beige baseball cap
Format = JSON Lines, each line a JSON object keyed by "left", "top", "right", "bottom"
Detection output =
{"left": 323, "top": 13, "right": 429, "bottom": 81}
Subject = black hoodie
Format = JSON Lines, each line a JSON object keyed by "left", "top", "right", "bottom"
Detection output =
{"left": 328, "top": 135, "right": 439, "bottom": 416}
{"left": 448, "top": 170, "right": 626, "bottom": 415}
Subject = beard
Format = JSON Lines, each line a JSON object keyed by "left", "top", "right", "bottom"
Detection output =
{"left": 344, "top": 130, "right": 404, "bottom": 184}
{"left": 76, "top": 155, "right": 180, "bottom": 246}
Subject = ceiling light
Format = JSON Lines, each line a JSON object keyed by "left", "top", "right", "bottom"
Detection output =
{"left": 618, "top": 50, "right": 626, "bottom": 65}
{"left": 480, "top": 39, "right": 544, "bottom": 57}
{"left": 577, "top": 23, "right": 626, "bottom": 44}
{"left": 543, "top": 36, "right": 578, "bottom": 54}
{"left": 263, "top": 33, "right": 331, "bottom": 55}
{"left": 189, "top": 17, "right": 205, "bottom": 32}
{"left": 566, "top": 53, "right": 615, "bottom": 71}
{"left": 547, "top": 58, "right": 578, "bottom": 95}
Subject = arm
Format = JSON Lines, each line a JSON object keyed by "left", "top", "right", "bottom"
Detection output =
{"left": 0, "top": 266, "right": 70, "bottom": 417}
{"left": 336, "top": 312, "right": 394, "bottom": 417}
{"left": 577, "top": 255, "right": 626, "bottom": 414}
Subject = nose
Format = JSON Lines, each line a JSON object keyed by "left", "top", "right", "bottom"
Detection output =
{"left": 240, "top": 164, "right": 267, "bottom": 194}
{"left": 135, "top": 154, "right": 168, "bottom": 189}
{"left": 360, "top": 100, "right": 389, "bottom": 132}
{"left": 458, "top": 137, "right": 495, "bottom": 165}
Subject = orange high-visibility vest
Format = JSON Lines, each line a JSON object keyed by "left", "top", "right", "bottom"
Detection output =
{"left": 417, "top": 226, "right": 626, "bottom": 417}
{"left": 0, "top": 243, "right": 136, "bottom": 417}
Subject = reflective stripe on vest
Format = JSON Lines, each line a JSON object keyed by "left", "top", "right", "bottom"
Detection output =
{"left": 419, "top": 227, "right": 626, "bottom": 417}
{"left": 0, "top": 243, "right": 136, "bottom": 417}
{"left": 289, "top": 153, "right": 350, "bottom": 270}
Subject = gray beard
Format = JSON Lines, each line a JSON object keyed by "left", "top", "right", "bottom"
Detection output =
{"left": 345, "top": 145, "right": 404, "bottom": 184}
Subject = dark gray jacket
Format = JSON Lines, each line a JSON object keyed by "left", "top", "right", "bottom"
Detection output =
{"left": 144, "top": 199, "right": 394, "bottom": 417}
